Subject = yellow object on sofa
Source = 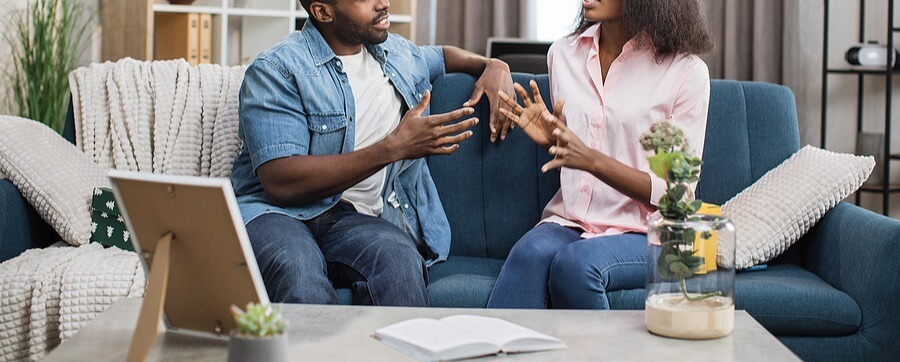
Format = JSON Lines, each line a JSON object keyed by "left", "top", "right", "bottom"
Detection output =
{"left": 693, "top": 203, "right": 721, "bottom": 274}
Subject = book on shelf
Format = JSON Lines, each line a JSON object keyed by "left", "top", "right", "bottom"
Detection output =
{"left": 199, "top": 14, "right": 212, "bottom": 64}
{"left": 373, "top": 314, "right": 567, "bottom": 361}
{"left": 154, "top": 12, "right": 200, "bottom": 65}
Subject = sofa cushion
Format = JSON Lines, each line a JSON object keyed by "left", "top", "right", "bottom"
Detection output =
{"left": 734, "top": 264, "right": 861, "bottom": 336}
{"left": 607, "top": 264, "right": 861, "bottom": 336}
{"left": 0, "top": 117, "right": 110, "bottom": 246}
{"left": 427, "top": 256, "right": 504, "bottom": 308}
{"left": 720, "top": 146, "right": 874, "bottom": 269}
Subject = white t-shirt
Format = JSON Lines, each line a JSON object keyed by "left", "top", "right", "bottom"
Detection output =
{"left": 337, "top": 48, "right": 403, "bottom": 216}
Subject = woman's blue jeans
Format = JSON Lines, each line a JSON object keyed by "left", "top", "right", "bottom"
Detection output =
{"left": 487, "top": 222, "right": 647, "bottom": 309}
{"left": 245, "top": 203, "right": 428, "bottom": 306}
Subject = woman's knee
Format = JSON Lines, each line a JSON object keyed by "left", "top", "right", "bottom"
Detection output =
{"left": 506, "top": 234, "right": 569, "bottom": 267}
{"left": 549, "top": 243, "right": 603, "bottom": 288}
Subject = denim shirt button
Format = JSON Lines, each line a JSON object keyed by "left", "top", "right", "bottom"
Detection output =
{"left": 403, "top": 204, "right": 410, "bottom": 209}
{"left": 322, "top": 125, "right": 328, "bottom": 130}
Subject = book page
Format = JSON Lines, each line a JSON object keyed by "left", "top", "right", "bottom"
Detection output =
{"left": 374, "top": 318, "right": 499, "bottom": 361}
{"left": 439, "top": 315, "right": 567, "bottom": 353}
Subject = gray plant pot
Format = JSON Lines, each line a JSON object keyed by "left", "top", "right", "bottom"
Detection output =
{"left": 228, "top": 332, "right": 289, "bottom": 362}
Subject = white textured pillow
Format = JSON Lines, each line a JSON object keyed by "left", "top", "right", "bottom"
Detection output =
{"left": 720, "top": 145, "right": 875, "bottom": 269}
{"left": 0, "top": 116, "right": 110, "bottom": 246}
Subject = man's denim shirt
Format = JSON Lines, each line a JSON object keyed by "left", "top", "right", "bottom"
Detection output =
{"left": 230, "top": 21, "right": 451, "bottom": 266}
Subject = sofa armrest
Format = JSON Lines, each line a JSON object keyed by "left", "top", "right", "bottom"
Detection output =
{"left": 0, "top": 179, "right": 58, "bottom": 263}
{"left": 802, "top": 202, "right": 900, "bottom": 351}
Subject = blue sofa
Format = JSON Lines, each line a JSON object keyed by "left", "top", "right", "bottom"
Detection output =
{"left": 2, "top": 73, "right": 898, "bottom": 361}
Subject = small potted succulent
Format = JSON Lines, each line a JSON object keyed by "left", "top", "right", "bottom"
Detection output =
{"left": 641, "top": 121, "right": 736, "bottom": 340}
{"left": 228, "top": 302, "right": 289, "bottom": 362}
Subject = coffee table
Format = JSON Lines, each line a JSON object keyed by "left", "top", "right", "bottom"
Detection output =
{"left": 44, "top": 298, "right": 798, "bottom": 361}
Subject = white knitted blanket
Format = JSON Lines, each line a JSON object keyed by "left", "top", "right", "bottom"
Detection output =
{"left": 0, "top": 59, "right": 247, "bottom": 361}
{"left": 68, "top": 58, "right": 247, "bottom": 177}
{"left": 0, "top": 243, "right": 146, "bottom": 361}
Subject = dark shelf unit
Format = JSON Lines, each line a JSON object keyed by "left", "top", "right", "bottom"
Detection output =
{"left": 822, "top": 0, "right": 896, "bottom": 215}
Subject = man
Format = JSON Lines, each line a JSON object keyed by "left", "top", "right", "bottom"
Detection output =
{"left": 230, "top": 0, "right": 515, "bottom": 306}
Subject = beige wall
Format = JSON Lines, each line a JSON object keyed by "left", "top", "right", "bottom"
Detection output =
{"left": 783, "top": 0, "right": 900, "bottom": 217}
{"left": 0, "top": 0, "right": 27, "bottom": 115}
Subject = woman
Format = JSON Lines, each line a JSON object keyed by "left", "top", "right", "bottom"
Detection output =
{"left": 487, "top": 0, "right": 715, "bottom": 309}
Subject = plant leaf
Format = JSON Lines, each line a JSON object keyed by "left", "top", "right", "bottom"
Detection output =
{"left": 647, "top": 152, "right": 678, "bottom": 180}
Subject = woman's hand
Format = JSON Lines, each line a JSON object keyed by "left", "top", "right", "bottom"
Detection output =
{"left": 498, "top": 80, "right": 566, "bottom": 148}
{"left": 542, "top": 121, "right": 598, "bottom": 174}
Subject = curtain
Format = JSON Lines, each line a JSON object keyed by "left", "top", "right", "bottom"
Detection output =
{"left": 416, "top": 0, "right": 526, "bottom": 55}
{"left": 702, "top": 0, "right": 786, "bottom": 83}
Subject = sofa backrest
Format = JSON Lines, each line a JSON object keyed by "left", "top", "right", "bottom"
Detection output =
{"left": 428, "top": 73, "right": 560, "bottom": 260}
{"left": 698, "top": 80, "right": 801, "bottom": 205}
{"left": 61, "top": 73, "right": 803, "bottom": 261}
{"left": 427, "top": 74, "right": 801, "bottom": 260}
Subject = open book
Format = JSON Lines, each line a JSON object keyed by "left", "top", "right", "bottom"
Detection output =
{"left": 373, "top": 315, "right": 567, "bottom": 361}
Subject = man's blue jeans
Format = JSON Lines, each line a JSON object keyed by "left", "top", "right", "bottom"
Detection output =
{"left": 487, "top": 222, "right": 647, "bottom": 309}
{"left": 245, "top": 203, "right": 428, "bottom": 306}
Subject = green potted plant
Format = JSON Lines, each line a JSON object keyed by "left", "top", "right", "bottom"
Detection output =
{"left": 3, "top": 0, "right": 92, "bottom": 133}
{"left": 228, "top": 302, "right": 289, "bottom": 362}
{"left": 641, "top": 121, "right": 736, "bottom": 339}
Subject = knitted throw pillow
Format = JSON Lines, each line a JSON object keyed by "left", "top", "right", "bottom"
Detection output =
{"left": 0, "top": 117, "right": 110, "bottom": 246}
{"left": 719, "top": 145, "right": 875, "bottom": 269}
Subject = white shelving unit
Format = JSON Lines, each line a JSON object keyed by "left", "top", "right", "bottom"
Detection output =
{"left": 150, "top": 0, "right": 414, "bottom": 66}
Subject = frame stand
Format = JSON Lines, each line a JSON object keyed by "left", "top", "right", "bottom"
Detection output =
{"left": 127, "top": 232, "right": 174, "bottom": 362}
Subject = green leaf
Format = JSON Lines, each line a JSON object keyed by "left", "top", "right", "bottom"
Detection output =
{"left": 670, "top": 184, "right": 687, "bottom": 201}
{"left": 689, "top": 200, "right": 703, "bottom": 212}
{"left": 669, "top": 262, "right": 693, "bottom": 279}
{"left": 658, "top": 262, "right": 675, "bottom": 279}
{"left": 648, "top": 152, "right": 678, "bottom": 180}
{"left": 664, "top": 254, "right": 680, "bottom": 264}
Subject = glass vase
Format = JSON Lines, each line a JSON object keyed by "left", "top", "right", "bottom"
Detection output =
{"left": 645, "top": 212, "right": 736, "bottom": 339}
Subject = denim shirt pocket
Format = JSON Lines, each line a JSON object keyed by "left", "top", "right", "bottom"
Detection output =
{"left": 306, "top": 114, "right": 348, "bottom": 155}
{"left": 413, "top": 77, "right": 432, "bottom": 114}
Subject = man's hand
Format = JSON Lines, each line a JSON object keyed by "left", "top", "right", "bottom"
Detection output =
{"left": 385, "top": 90, "right": 479, "bottom": 160}
{"left": 463, "top": 59, "right": 515, "bottom": 143}
{"left": 498, "top": 80, "right": 566, "bottom": 149}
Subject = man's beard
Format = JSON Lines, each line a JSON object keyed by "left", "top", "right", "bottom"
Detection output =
{"left": 332, "top": 11, "right": 389, "bottom": 46}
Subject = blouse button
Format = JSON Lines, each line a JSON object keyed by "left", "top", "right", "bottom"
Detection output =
{"left": 582, "top": 186, "right": 590, "bottom": 193}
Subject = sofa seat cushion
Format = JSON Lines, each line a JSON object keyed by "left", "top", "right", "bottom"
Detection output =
{"left": 734, "top": 264, "right": 860, "bottom": 336}
{"left": 609, "top": 264, "right": 861, "bottom": 337}
{"left": 427, "top": 256, "right": 504, "bottom": 308}
{"left": 334, "top": 256, "right": 504, "bottom": 307}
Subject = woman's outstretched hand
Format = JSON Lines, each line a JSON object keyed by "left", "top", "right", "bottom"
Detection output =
{"left": 497, "top": 80, "right": 566, "bottom": 148}
{"left": 542, "top": 122, "right": 597, "bottom": 173}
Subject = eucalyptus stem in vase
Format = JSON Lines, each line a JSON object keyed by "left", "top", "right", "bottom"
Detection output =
{"left": 641, "top": 121, "right": 721, "bottom": 302}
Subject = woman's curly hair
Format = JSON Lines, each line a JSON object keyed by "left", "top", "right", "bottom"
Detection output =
{"left": 573, "top": 0, "right": 715, "bottom": 62}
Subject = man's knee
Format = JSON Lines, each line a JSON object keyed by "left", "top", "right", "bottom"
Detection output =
{"left": 368, "top": 220, "right": 419, "bottom": 253}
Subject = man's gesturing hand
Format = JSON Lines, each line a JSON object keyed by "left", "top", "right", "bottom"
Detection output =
{"left": 463, "top": 59, "right": 515, "bottom": 143}
{"left": 385, "top": 90, "right": 479, "bottom": 160}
